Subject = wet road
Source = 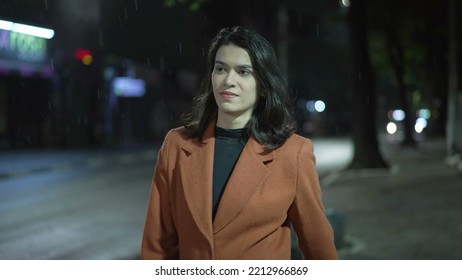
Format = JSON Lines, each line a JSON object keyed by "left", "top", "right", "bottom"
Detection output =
{"left": 0, "top": 156, "right": 155, "bottom": 259}
{"left": 0, "top": 138, "right": 353, "bottom": 259}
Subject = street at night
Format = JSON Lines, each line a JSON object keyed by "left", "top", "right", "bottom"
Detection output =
{"left": 1, "top": 1, "right": 462, "bottom": 274}
{"left": 0, "top": 146, "right": 157, "bottom": 259}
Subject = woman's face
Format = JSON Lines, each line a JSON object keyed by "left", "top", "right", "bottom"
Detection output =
{"left": 211, "top": 44, "right": 258, "bottom": 129}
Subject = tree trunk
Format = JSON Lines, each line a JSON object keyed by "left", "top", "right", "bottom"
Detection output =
{"left": 385, "top": 34, "right": 416, "bottom": 147}
{"left": 423, "top": 2, "right": 447, "bottom": 137}
{"left": 447, "top": 0, "right": 459, "bottom": 155}
{"left": 382, "top": 6, "right": 416, "bottom": 147}
{"left": 347, "top": 0, "right": 388, "bottom": 169}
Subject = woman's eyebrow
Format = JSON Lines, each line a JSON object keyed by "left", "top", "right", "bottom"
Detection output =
{"left": 215, "top": 60, "right": 253, "bottom": 69}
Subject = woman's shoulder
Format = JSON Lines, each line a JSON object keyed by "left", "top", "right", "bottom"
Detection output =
{"left": 167, "top": 126, "right": 189, "bottom": 137}
{"left": 272, "top": 133, "right": 315, "bottom": 161}
{"left": 156, "top": 127, "right": 194, "bottom": 158}
{"left": 283, "top": 133, "right": 314, "bottom": 151}
{"left": 271, "top": 133, "right": 316, "bottom": 168}
{"left": 161, "top": 126, "right": 191, "bottom": 147}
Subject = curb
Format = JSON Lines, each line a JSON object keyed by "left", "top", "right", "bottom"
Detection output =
{"left": 320, "top": 165, "right": 399, "bottom": 188}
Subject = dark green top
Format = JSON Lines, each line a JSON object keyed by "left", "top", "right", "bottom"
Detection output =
{"left": 212, "top": 127, "right": 248, "bottom": 220}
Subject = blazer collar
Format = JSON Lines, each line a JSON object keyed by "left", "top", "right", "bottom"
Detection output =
{"left": 179, "top": 120, "right": 277, "bottom": 241}
{"left": 213, "top": 134, "right": 276, "bottom": 233}
{"left": 181, "top": 118, "right": 216, "bottom": 156}
{"left": 181, "top": 120, "right": 276, "bottom": 163}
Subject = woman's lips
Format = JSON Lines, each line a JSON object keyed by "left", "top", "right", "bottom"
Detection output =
{"left": 220, "top": 91, "right": 239, "bottom": 99}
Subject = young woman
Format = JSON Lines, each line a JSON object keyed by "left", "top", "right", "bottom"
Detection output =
{"left": 141, "top": 26, "right": 338, "bottom": 260}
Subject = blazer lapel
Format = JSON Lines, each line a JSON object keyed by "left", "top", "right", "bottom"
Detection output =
{"left": 213, "top": 137, "right": 276, "bottom": 233}
{"left": 179, "top": 123, "right": 215, "bottom": 245}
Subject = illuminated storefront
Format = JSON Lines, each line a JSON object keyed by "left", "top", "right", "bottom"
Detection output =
{"left": 0, "top": 19, "right": 55, "bottom": 149}
{"left": 0, "top": 19, "right": 54, "bottom": 76}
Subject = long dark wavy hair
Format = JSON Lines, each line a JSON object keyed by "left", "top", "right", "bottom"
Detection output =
{"left": 181, "top": 26, "right": 296, "bottom": 151}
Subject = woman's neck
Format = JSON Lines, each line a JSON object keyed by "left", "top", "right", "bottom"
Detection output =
{"left": 216, "top": 112, "right": 251, "bottom": 129}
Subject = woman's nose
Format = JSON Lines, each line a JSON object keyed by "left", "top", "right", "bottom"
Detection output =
{"left": 223, "top": 71, "right": 236, "bottom": 86}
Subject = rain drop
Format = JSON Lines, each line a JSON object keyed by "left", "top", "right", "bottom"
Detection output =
{"left": 50, "top": 58, "right": 54, "bottom": 70}
{"left": 159, "top": 56, "right": 165, "bottom": 72}
{"left": 179, "top": 42, "right": 182, "bottom": 53}
{"left": 44, "top": 0, "right": 48, "bottom": 10}
{"left": 134, "top": 0, "right": 138, "bottom": 10}
{"left": 124, "top": 7, "right": 128, "bottom": 19}
{"left": 99, "top": 29, "right": 104, "bottom": 48}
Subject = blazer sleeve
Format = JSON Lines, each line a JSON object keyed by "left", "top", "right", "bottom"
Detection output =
{"left": 141, "top": 130, "right": 179, "bottom": 259}
{"left": 288, "top": 139, "right": 339, "bottom": 260}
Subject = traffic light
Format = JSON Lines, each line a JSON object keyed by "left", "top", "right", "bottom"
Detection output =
{"left": 75, "top": 49, "right": 93, "bottom": 65}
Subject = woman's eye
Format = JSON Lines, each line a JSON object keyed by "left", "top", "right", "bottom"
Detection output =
{"left": 239, "top": 70, "right": 251, "bottom": 76}
{"left": 215, "top": 66, "right": 225, "bottom": 72}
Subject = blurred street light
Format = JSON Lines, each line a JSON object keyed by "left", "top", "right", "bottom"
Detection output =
{"left": 75, "top": 49, "right": 94, "bottom": 65}
{"left": 386, "top": 122, "right": 397, "bottom": 135}
{"left": 0, "top": 19, "right": 54, "bottom": 39}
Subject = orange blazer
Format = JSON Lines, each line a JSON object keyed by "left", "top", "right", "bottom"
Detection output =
{"left": 141, "top": 122, "right": 338, "bottom": 260}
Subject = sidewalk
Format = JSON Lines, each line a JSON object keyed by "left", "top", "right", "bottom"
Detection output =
{"left": 322, "top": 137, "right": 462, "bottom": 259}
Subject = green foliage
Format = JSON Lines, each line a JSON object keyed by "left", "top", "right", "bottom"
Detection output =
{"left": 164, "top": 0, "right": 184, "bottom": 8}
{"left": 164, "top": 0, "right": 207, "bottom": 11}
{"left": 366, "top": 0, "right": 444, "bottom": 109}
